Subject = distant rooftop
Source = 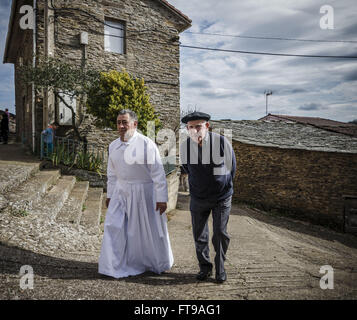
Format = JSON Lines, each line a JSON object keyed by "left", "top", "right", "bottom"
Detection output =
{"left": 210, "top": 120, "right": 357, "bottom": 154}
{"left": 259, "top": 114, "right": 357, "bottom": 137}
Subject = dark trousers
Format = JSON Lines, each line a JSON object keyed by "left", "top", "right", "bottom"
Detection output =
{"left": 190, "top": 195, "right": 231, "bottom": 276}
{"left": 1, "top": 131, "right": 8, "bottom": 144}
{"left": 46, "top": 142, "right": 54, "bottom": 156}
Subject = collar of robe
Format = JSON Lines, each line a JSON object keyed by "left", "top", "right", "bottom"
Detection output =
{"left": 117, "top": 130, "right": 138, "bottom": 148}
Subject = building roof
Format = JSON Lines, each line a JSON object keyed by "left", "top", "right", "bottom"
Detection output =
{"left": 3, "top": 0, "right": 192, "bottom": 64}
{"left": 210, "top": 120, "right": 357, "bottom": 154}
{"left": 259, "top": 114, "right": 357, "bottom": 137}
{"left": 158, "top": 0, "right": 192, "bottom": 29}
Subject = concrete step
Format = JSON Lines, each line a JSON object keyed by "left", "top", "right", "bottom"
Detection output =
{"left": 80, "top": 188, "right": 103, "bottom": 234}
{"left": 7, "top": 133, "right": 17, "bottom": 144}
{"left": 31, "top": 176, "right": 76, "bottom": 221}
{"left": 4, "top": 170, "right": 61, "bottom": 214}
{"left": 56, "top": 181, "right": 89, "bottom": 226}
{"left": 0, "top": 161, "right": 40, "bottom": 196}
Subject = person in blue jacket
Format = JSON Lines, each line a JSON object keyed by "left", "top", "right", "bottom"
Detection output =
{"left": 42, "top": 122, "right": 59, "bottom": 156}
{"left": 180, "top": 112, "right": 236, "bottom": 284}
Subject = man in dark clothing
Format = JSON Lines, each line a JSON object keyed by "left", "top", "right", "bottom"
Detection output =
{"left": 0, "top": 113, "right": 9, "bottom": 145}
{"left": 180, "top": 112, "right": 236, "bottom": 283}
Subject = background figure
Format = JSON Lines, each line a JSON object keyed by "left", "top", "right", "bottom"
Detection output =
{"left": 42, "top": 122, "right": 59, "bottom": 156}
{"left": 0, "top": 113, "right": 9, "bottom": 144}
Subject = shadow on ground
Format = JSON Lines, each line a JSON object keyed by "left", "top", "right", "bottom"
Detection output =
{"left": 0, "top": 242, "right": 198, "bottom": 285}
{"left": 0, "top": 143, "right": 38, "bottom": 163}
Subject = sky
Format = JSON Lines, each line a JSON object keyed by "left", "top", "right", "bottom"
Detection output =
{"left": 0, "top": 0, "right": 14, "bottom": 114}
{"left": 1, "top": 0, "right": 356, "bottom": 122}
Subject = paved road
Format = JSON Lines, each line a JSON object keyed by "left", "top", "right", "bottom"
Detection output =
{"left": 1, "top": 192, "right": 356, "bottom": 300}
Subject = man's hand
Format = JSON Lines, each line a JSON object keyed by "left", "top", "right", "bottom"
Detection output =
{"left": 106, "top": 198, "right": 111, "bottom": 208}
{"left": 156, "top": 202, "right": 167, "bottom": 215}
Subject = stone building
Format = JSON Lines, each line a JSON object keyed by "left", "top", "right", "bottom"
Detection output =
{"left": 210, "top": 120, "right": 357, "bottom": 231}
{"left": 3, "top": 0, "right": 191, "bottom": 149}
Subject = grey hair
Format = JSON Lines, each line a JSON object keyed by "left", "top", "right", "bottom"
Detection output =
{"left": 118, "top": 109, "right": 138, "bottom": 121}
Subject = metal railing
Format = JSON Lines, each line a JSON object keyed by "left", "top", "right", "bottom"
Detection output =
{"left": 41, "top": 134, "right": 108, "bottom": 174}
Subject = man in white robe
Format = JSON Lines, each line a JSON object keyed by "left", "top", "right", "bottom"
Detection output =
{"left": 98, "top": 109, "right": 174, "bottom": 278}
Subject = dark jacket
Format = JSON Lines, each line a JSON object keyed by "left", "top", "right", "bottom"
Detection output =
{"left": 180, "top": 131, "right": 236, "bottom": 201}
{"left": 0, "top": 114, "right": 9, "bottom": 134}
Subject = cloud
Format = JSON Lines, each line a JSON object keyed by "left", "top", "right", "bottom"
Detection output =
{"left": 299, "top": 103, "right": 323, "bottom": 111}
{"left": 171, "top": 0, "right": 357, "bottom": 122}
{"left": 201, "top": 88, "right": 240, "bottom": 99}
{"left": 343, "top": 70, "right": 357, "bottom": 81}
{"left": 187, "top": 80, "right": 211, "bottom": 88}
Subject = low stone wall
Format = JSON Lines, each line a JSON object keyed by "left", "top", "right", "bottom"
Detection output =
{"left": 232, "top": 140, "right": 357, "bottom": 230}
{"left": 166, "top": 168, "right": 180, "bottom": 213}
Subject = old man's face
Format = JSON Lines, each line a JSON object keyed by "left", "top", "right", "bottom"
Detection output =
{"left": 117, "top": 113, "right": 137, "bottom": 141}
{"left": 187, "top": 120, "right": 209, "bottom": 146}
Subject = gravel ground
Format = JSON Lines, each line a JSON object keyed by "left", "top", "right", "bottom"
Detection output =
{"left": 1, "top": 192, "right": 357, "bottom": 300}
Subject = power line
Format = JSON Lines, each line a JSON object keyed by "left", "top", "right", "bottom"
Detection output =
{"left": 179, "top": 44, "right": 357, "bottom": 59}
{"left": 184, "top": 31, "right": 357, "bottom": 44}
{"left": 47, "top": 3, "right": 357, "bottom": 59}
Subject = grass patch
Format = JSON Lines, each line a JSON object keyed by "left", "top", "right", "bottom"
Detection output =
{"left": 11, "top": 208, "right": 29, "bottom": 217}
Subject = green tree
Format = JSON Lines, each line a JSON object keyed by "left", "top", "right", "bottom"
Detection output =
{"left": 87, "top": 70, "right": 161, "bottom": 136}
{"left": 20, "top": 57, "right": 100, "bottom": 141}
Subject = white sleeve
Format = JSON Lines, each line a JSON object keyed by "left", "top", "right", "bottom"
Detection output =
{"left": 106, "top": 147, "right": 117, "bottom": 199}
{"left": 148, "top": 141, "right": 168, "bottom": 203}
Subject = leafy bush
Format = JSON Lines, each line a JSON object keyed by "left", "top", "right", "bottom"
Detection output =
{"left": 87, "top": 69, "right": 162, "bottom": 135}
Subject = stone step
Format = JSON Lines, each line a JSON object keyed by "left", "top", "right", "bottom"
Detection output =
{"left": 3, "top": 170, "right": 61, "bottom": 214}
{"left": 80, "top": 188, "right": 103, "bottom": 234}
{"left": 56, "top": 181, "right": 90, "bottom": 226}
{"left": 0, "top": 162, "right": 42, "bottom": 211}
{"left": 31, "top": 176, "right": 76, "bottom": 221}
{"left": 0, "top": 161, "right": 40, "bottom": 196}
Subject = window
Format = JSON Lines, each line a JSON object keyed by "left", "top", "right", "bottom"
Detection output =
{"left": 58, "top": 92, "right": 76, "bottom": 126}
{"left": 104, "top": 19, "right": 125, "bottom": 54}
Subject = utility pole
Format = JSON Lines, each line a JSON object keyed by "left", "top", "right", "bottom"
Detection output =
{"left": 265, "top": 90, "right": 272, "bottom": 115}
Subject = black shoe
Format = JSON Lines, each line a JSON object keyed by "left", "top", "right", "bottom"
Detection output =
{"left": 196, "top": 269, "right": 212, "bottom": 281}
{"left": 215, "top": 272, "right": 227, "bottom": 283}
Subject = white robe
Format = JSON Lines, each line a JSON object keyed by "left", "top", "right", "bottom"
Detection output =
{"left": 98, "top": 130, "right": 174, "bottom": 278}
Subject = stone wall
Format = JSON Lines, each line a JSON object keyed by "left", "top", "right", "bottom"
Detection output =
{"left": 166, "top": 168, "right": 180, "bottom": 212}
{"left": 14, "top": 30, "right": 34, "bottom": 144}
{"left": 232, "top": 140, "right": 357, "bottom": 229}
{"left": 34, "top": 0, "right": 183, "bottom": 148}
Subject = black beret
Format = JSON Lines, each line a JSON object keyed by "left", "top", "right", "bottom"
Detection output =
{"left": 181, "top": 111, "right": 211, "bottom": 124}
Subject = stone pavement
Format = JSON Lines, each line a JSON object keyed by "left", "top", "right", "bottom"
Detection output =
{"left": 1, "top": 189, "right": 357, "bottom": 300}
